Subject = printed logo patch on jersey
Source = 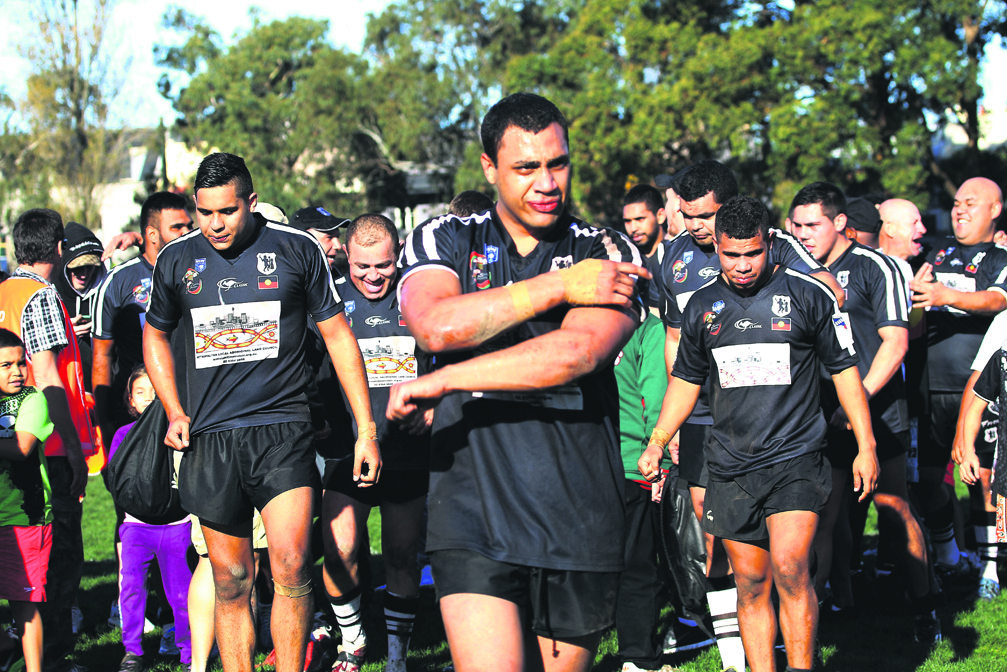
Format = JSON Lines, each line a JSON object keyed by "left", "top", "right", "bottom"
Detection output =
{"left": 218, "top": 278, "right": 247, "bottom": 291}
{"left": 195, "top": 258, "right": 206, "bottom": 273}
{"left": 836, "top": 270, "right": 850, "bottom": 288}
{"left": 771, "top": 317, "right": 791, "bottom": 331}
{"left": 934, "top": 249, "right": 947, "bottom": 265}
{"left": 398, "top": 314, "right": 406, "bottom": 326}
{"left": 345, "top": 301, "right": 355, "bottom": 314}
{"left": 132, "top": 278, "right": 151, "bottom": 304}
{"left": 358, "top": 335, "right": 418, "bottom": 387}
{"left": 191, "top": 301, "right": 280, "bottom": 369}
{"left": 673, "top": 260, "right": 688, "bottom": 283}
{"left": 703, "top": 311, "right": 721, "bottom": 335}
{"left": 712, "top": 300, "right": 725, "bottom": 314}
{"left": 683, "top": 251, "right": 694, "bottom": 264}
{"left": 257, "top": 276, "right": 278, "bottom": 290}
{"left": 832, "top": 313, "right": 856, "bottom": 352}
{"left": 257, "top": 252, "right": 277, "bottom": 275}
{"left": 550, "top": 255, "right": 574, "bottom": 271}
{"left": 734, "top": 318, "right": 762, "bottom": 331}
{"left": 950, "top": 258, "right": 963, "bottom": 266}
{"left": 485, "top": 244, "right": 500, "bottom": 263}
{"left": 365, "top": 315, "right": 391, "bottom": 327}
{"left": 698, "top": 267, "right": 718, "bottom": 279}
{"left": 772, "top": 295, "right": 791, "bottom": 317}
{"left": 470, "top": 252, "right": 491, "bottom": 289}
{"left": 184, "top": 268, "right": 201, "bottom": 295}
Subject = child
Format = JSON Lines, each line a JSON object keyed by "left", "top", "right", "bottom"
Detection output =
{"left": 109, "top": 366, "right": 193, "bottom": 672}
{"left": 0, "top": 328, "right": 55, "bottom": 672}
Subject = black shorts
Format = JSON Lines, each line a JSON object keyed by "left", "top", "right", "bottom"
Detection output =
{"left": 679, "top": 423, "right": 710, "bottom": 488}
{"left": 918, "top": 392, "right": 958, "bottom": 468}
{"left": 179, "top": 421, "right": 319, "bottom": 527}
{"left": 703, "top": 452, "right": 832, "bottom": 542}
{"left": 977, "top": 406, "right": 997, "bottom": 469}
{"left": 824, "top": 428, "right": 909, "bottom": 471}
{"left": 320, "top": 457, "right": 429, "bottom": 506}
{"left": 430, "top": 548, "right": 619, "bottom": 639}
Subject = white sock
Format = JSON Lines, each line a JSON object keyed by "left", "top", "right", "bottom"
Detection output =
{"left": 330, "top": 590, "right": 366, "bottom": 648}
{"left": 384, "top": 592, "right": 417, "bottom": 671}
{"left": 708, "top": 587, "right": 745, "bottom": 672}
{"left": 976, "top": 525, "right": 1000, "bottom": 583}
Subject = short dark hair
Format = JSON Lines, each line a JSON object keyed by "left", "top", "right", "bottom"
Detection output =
{"left": 347, "top": 213, "right": 399, "bottom": 249}
{"left": 480, "top": 93, "right": 569, "bottom": 165}
{"left": 715, "top": 196, "right": 771, "bottom": 242}
{"left": 141, "top": 191, "right": 189, "bottom": 232}
{"left": 0, "top": 328, "right": 25, "bottom": 352}
{"left": 790, "top": 181, "right": 846, "bottom": 222}
{"left": 675, "top": 160, "right": 739, "bottom": 205}
{"left": 194, "top": 152, "right": 254, "bottom": 199}
{"left": 623, "top": 184, "right": 664, "bottom": 215}
{"left": 13, "top": 208, "right": 64, "bottom": 266}
{"left": 448, "top": 190, "right": 494, "bottom": 217}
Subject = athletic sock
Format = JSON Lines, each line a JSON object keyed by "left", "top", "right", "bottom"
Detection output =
{"left": 976, "top": 512, "right": 1000, "bottom": 583}
{"left": 707, "top": 584, "right": 745, "bottom": 672}
{"left": 927, "top": 500, "right": 961, "bottom": 567}
{"left": 384, "top": 592, "right": 418, "bottom": 671}
{"left": 329, "top": 585, "right": 366, "bottom": 649}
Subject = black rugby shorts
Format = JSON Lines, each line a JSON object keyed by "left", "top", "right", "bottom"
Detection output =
{"left": 918, "top": 392, "right": 959, "bottom": 468}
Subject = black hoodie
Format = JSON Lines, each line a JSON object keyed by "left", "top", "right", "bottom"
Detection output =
{"left": 53, "top": 222, "right": 108, "bottom": 391}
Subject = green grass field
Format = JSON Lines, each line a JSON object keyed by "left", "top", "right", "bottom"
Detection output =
{"left": 2, "top": 473, "right": 1006, "bottom": 671}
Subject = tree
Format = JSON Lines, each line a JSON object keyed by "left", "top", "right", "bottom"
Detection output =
{"left": 18, "top": 0, "right": 126, "bottom": 228}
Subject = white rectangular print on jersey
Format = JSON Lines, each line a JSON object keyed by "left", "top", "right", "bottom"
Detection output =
{"left": 934, "top": 273, "right": 976, "bottom": 315}
{"left": 711, "top": 343, "right": 791, "bottom": 388}
{"left": 358, "top": 336, "right": 417, "bottom": 388}
{"left": 191, "top": 301, "right": 280, "bottom": 369}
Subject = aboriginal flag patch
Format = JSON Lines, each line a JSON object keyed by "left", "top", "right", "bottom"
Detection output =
{"left": 258, "top": 275, "right": 279, "bottom": 290}
{"left": 771, "top": 317, "right": 791, "bottom": 331}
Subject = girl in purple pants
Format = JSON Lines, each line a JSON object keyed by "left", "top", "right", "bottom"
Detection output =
{"left": 110, "top": 367, "right": 192, "bottom": 670}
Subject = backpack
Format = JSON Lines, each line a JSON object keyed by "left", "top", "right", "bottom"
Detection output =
{"left": 105, "top": 398, "right": 188, "bottom": 524}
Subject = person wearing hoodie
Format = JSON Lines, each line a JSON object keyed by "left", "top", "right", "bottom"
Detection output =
{"left": 53, "top": 223, "right": 107, "bottom": 393}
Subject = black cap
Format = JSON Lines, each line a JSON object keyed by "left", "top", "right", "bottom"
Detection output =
{"left": 845, "top": 197, "right": 882, "bottom": 234}
{"left": 654, "top": 166, "right": 691, "bottom": 191}
{"left": 290, "top": 206, "right": 350, "bottom": 233}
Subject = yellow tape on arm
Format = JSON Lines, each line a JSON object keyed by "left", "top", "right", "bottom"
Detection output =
{"left": 507, "top": 281, "right": 536, "bottom": 322}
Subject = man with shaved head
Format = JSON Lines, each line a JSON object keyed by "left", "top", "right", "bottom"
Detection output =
{"left": 880, "top": 199, "right": 927, "bottom": 266}
{"left": 909, "top": 177, "right": 1007, "bottom": 591}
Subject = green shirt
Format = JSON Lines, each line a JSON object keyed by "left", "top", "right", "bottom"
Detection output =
{"left": 0, "top": 387, "right": 54, "bottom": 526}
{"left": 614, "top": 314, "right": 669, "bottom": 480}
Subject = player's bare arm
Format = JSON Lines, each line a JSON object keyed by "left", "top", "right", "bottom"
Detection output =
{"left": 142, "top": 323, "right": 190, "bottom": 451}
{"left": 664, "top": 326, "right": 680, "bottom": 377}
{"left": 955, "top": 386, "right": 986, "bottom": 485}
{"left": 831, "top": 366, "right": 878, "bottom": 501}
{"left": 389, "top": 303, "right": 639, "bottom": 424}
{"left": 32, "top": 348, "right": 87, "bottom": 495}
{"left": 911, "top": 262, "right": 1007, "bottom": 313}
{"left": 400, "top": 261, "right": 649, "bottom": 353}
{"left": 638, "top": 376, "right": 702, "bottom": 479}
{"left": 830, "top": 325, "right": 907, "bottom": 428}
{"left": 315, "top": 313, "right": 382, "bottom": 487}
{"left": 952, "top": 369, "right": 983, "bottom": 466}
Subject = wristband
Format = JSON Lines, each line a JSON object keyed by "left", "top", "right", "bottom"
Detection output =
{"left": 359, "top": 421, "right": 377, "bottom": 442}
{"left": 507, "top": 281, "right": 535, "bottom": 321}
{"left": 648, "top": 428, "right": 672, "bottom": 449}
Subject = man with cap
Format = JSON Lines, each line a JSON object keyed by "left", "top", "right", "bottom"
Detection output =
{"left": 845, "top": 197, "right": 883, "bottom": 249}
{"left": 53, "top": 223, "right": 108, "bottom": 391}
{"left": 290, "top": 206, "right": 351, "bottom": 274}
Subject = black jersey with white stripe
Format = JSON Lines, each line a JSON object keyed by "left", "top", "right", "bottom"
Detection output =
{"left": 674, "top": 267, "right": 859, "bottom": 478}
{"left": 147, "top": 215, "right": 342, "bottom": 435}
{"left": 399, "top": 209, "right": 642, "bottom": 572}
{"left": 660, "top": 228, "right": 824, "bottom": 425}
{"left": 93, "top": 255, "right": 154, "bottom": 403}
{"left": 925, "top": 238, "right": 1007, "bottom": 392}
{"left": 820, "top": 242, "right": 909, "bottom": 435}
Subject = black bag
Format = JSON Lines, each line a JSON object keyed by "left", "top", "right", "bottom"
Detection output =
{"left": 104, "top": 397, "right": 188, "bottom": 525}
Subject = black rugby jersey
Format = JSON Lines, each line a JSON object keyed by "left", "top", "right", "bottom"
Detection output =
{"left": 660, "top": 228, "right": 823, "bottom": 424}
{"left": 399, "top": 208, "right": 642, "bottom": 572}
{"left": 820, "top": 242, "right": 909, "bottom": 435}
{"left": 147, "top": 215, "right": 342, "bottom": 435}
{"left": 924, "top": 238, "right": 1007, "bottom": 392}
{"left": 674, "top": 267, "right": 859, "bottom": 478}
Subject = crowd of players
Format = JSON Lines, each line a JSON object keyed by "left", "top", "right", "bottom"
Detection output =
{"left": 0, "top": 91, "right": 1004, "bottom": 672}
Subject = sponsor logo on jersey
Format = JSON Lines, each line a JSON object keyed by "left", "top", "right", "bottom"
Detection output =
{"left": 217, "top": 278, "right": 247, "bottom": 291}
{"left": 485, "top": 244, "right": 500, "bottom": 263}
{"left": 399, "top": 314, "right": 406, "bottom": 326}
{"left": 950, "top": 258, "right": 963, "bottom": 266}
{"left": 698, "top": 267, "right": 718, "bottom": 279}
{"left": 703, "top": 311, "right": 721, "bottom": 335}
{"left": 549, "top": 255, "right": 574, "bottom": 271}
{"left": 966, "top": 263, "right": 978, "bottom": 274}
{"left": 985, "top": 426, "right": 998, "bottom": 444}
{"left": 345, "top": 301, "right": 355, "bottom": 314}
{"left": 771, "top": 317, "right": 792, "bottom": 331}
{"left": 184, "top": 268, "right": 201, "bottom": 294}
{"left": 256, "top": 252, "right": 277, "bottom": 275}
{"left": 772, "top": 295, "right": 791, "bottom": 317}
{"left": 132, "top": 278, "right": 151, "bottom": 304}
{"left": 365, "top": 315, "right": 391, "bottom": 327}
{"left": 836, "top": 270, "right": 850, "bottom": 288}
{"left": 470, "top": 252, "right": 491, "bottom": 289}
{"left": 683, "top": 251, "right": 694, "bottom": 264}
{"left": 734, "top": 318, "right": 762, "bottom": 331}
{"left": 673, "top": 260, "right": 688, "bottom": 283}
{"left": 712, "top": 300, "right": 725, "bottom": 314}
{"left": 967, "top": 251, "right": 986, "bottom": 274}
{"left": 934, "top": 249, "right": 947, "bottom": 265}
{"left": 195, "top": 258, "right": 206, "bottom": 273}
{"left": 257, "top": 275, "right": 278, "bottom": 290}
